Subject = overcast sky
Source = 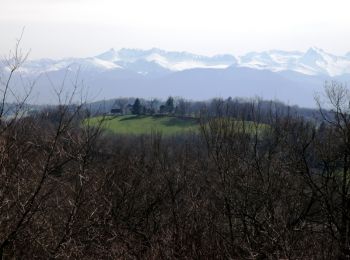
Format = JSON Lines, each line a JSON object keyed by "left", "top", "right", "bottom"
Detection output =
{"left": 1, "top": 0, "right": 350, "bottom": 59}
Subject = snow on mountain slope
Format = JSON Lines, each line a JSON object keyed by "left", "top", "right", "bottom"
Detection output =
{"left": 239, "top": 47, "right": 350, "bottom": 76}
{"left": 238, "top": 50, "right": 302, "bottom": 72}
{"left": 299, "top": 48, "right": 350, "bottom": 76}
{"left": 4, "top": 47, "right": 350, "bottom": 78}
{"left": 102, "top": 48, "right": 234, "bottom": 73}
{"left": 1, "top": 48, "right": 236, "bottom": 77}
{"left": 96, "top": 48, "right": 120, "bottom": 61}
{"left": 97, "top": 48, "right": 237, "bottom": 72}
{"left": 144, "top": 53, "right": 231, "bottom": 71}
{"left": 6, "top": 56, "right": 122, "bottom": 76}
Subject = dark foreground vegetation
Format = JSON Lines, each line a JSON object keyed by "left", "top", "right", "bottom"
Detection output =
{"left": 2, "top": 42, "right": 350, "bottom": 259}
{"left": 1, "top": 83, "right": 350, "bottom": 259}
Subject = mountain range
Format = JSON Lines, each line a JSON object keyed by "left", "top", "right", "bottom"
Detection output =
{"left": 2, "top": 47, "right": 350, "bottom": 107}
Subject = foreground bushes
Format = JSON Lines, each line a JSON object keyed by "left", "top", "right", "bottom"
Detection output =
{"left": 1, "top": 86, "right": 350, "bottom": 259}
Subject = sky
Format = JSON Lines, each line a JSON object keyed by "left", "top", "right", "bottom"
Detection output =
{"left": 1, "top": 0, "right": 350, "bottom": 59}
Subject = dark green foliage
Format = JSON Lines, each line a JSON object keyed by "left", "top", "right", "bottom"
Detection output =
{"left": 132, "top": 98, "right": 142, "bottom": 115}
{"left": 158, "top": 96, "right": 175, "bottom": 114}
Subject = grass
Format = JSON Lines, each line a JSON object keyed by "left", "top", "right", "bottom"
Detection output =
{"left": 86, "top": 115, "right": 199, "bottom": 135}
{"left": 85, "top": 115, "right": 270, "bottom": 136}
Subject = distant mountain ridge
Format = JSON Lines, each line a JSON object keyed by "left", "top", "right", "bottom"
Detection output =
{"left": 1, "top": 47, "right": 350, "bottom": 107}
{"left": 7, "top": 47, "right": 350, "bottom": 77}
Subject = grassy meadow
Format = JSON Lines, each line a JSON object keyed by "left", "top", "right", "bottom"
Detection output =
{"left": 86, "top": 115, "right": 199, "bottom": 135}
{"left": 85, "top": 114, "right": 270, "bottom": 137}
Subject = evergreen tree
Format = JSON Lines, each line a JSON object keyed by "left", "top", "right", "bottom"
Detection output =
{"left": 159, "top": 105, "right": 166, "bottom": 114}
{"left": 165, "top": 96, "right": 174, "bottom": 114}
{"left": 132, "top": 98, "right": 142, "bottom": 115}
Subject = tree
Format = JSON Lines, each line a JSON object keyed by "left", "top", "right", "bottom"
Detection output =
{"left": 175, "top": 98, "right": 190, "bottom": 117}
{"left": 132, "top": 98, "right": 142, "bottom": 115}
{"left": 164, "top": 96, "right": 174, "bottom": 114}
{"left": 311, "top": 81, "right": 350, "bottom": 258}
{"left": 149, "top": 98, "right": 160, "bottom": 115}
{"left": 115, "top": 98, "right": 129, "bottom": 114}
{"left": 0, "top": 35, "right": 106, "bottom": 258}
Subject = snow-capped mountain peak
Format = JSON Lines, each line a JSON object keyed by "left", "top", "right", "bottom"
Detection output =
{"left": 4, "top": 47, "right": 350, "bottom": 77}
{"left": 301, "top": 47, "right": 329, "bottom": 63}
{"left": 237, "top": 47, "right": 350, "bottom": 76}
{"left": 99, "top": 48, "right": 238, "bottom": 71}
{"left": 95, "top": 48, "right": 119, "bottom": 61}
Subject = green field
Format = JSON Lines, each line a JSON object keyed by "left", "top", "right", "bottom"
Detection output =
{"left": 86, "top": 115, "right": 199, "bottom": 135}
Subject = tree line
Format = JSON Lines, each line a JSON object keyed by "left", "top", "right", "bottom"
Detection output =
{"left": 90, "top": 95, "right": 319, "bottom": 122}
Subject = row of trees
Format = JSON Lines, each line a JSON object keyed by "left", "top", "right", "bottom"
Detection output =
{"left": 104, "top": 96, "right": 316, "bottom": 120}
{"left": 131, "top": 96, "right": 177, "bottom": 115}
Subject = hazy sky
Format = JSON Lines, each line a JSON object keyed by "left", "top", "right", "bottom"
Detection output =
{"left": 1, "top": 0, "right": 350, "bottom": 59}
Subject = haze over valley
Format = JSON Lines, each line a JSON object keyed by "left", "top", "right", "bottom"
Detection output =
{"left": 4, "top": 47, "right": 350, "bottom": 107}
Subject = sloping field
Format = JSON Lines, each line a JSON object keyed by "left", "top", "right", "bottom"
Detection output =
{"left": 86, "top": 115, "right": 199, "bottom": 135}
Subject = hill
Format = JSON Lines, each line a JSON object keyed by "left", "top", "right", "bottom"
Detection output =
{"left": 86, "top": 115, "right": 199, "bottom": 135}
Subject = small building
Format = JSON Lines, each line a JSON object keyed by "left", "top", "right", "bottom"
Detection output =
{"left": 110, "top": 108, "right": 123, "bottom": 115}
